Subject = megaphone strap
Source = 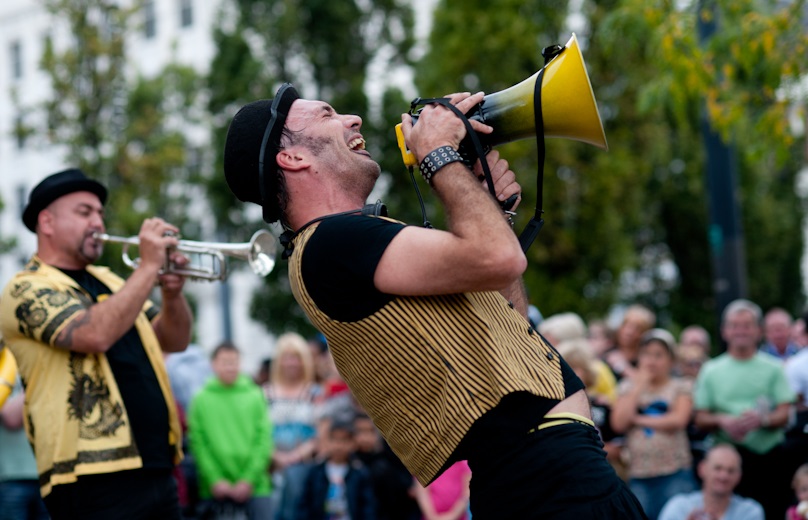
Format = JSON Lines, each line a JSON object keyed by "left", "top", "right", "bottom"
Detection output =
{"left": 518, "top": 43, "right": 567, "bottom": 253}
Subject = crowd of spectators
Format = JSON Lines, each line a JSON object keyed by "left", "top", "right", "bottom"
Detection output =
{"left": 7, "top": 298, "right": 808, "bottom": 519}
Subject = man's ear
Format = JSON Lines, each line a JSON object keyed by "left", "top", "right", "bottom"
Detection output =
{"left": 38, "top": 209, "right": 55, "bottom": 235}
{"left": 276, "top": 148, "right": 309, "bottom": 172}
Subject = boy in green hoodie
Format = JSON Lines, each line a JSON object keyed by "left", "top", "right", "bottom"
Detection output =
{"left": 189, "top": 342, "right": 273, "bottom": 519}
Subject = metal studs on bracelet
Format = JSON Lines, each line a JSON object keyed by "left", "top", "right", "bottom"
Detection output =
{"left": 419, "top": 146, "right": 464, "bottom": 185}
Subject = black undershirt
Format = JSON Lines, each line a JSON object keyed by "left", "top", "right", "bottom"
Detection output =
{"left": 59, "top": 268, "right": 172, "bottom": 469}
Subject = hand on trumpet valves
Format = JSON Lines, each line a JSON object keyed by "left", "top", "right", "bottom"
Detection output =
{"left": 399, "top": 91, "right": 492, "bottom": 164}
{"left": 137, "top": 217, "right": 180, "bottom": 274}
{"left": 158, "top": 251, "right": 189, "bottom": 294}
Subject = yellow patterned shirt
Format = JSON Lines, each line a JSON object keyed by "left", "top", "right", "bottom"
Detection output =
{"left": 0, "top": 256, "right": 182, "bottom": 496}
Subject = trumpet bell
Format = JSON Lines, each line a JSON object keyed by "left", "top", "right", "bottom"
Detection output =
{"left": 242, "top": 229, "right": 276, "bottom": 277}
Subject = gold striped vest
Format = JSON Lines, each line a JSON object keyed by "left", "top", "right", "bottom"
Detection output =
{"left": 288, "top": 223, "right": 566, "bottom": 485}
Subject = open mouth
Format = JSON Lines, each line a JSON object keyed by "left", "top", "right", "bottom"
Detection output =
{"left": 348, "top": 137, "right": 366, "bottom": 152}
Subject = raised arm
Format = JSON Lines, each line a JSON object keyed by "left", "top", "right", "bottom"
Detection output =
{"left": 55, "top": 218, "right": 183, "bottom": 353}
{"left": 375, "top": 93, "right": 526, "bottom": 297}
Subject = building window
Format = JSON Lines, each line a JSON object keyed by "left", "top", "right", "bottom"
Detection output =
{"left": 143, "top": 0, "right": 156, "bottom": 38}
{"left": 180, "top": 0, "right": 193, "bottom": 28}
{"left": 10, "top": 40, "right": 22, "bottom": 79}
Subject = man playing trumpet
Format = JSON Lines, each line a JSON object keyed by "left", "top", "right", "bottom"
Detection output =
{"left": 223, "top": 85, "right": 646, "bottom": 518}
{"left": 0, "top": 168, "right": 193, "bottom": 520}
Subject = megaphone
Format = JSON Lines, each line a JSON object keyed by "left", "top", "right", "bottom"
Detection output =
{"left": 395, "top": 33, "right": 608, "bottom": 167}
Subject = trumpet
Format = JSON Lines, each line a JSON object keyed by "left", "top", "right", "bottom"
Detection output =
{"left": 92, "top": 229, "right": 276, "bottom": 281}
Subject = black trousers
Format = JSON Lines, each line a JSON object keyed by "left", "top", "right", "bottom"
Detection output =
{"left": 468, "top": 421, "right": 648, "bottom": 519}
{"left": 44, "top": 468, "right": 181, "bottom": 520}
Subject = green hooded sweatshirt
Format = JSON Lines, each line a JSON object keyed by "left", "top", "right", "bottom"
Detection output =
{"left": 189, "top": 374, "right": 273, "bottom": 498}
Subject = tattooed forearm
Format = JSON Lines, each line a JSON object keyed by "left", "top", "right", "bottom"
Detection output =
{"left": 54, "top": 310, "right": 93, "bottom": 350}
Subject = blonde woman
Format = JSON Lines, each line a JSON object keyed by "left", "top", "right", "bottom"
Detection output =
{"left": 265, "top": 332, "right": 322, "bottom": 520}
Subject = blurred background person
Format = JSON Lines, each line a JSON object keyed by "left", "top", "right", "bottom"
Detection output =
{"left": 792, "top": 314, "right": 808, "bottom": 350}
{"left": 611, "top": 329, "right": 696, "bottom": 520}
{"left": 166, "top": 343, "right": 213, "bottom": 415}
{"left": 762, "top": 307, "right": 800, "bottom": 362}
{"left": 308, "top": 334, "right": 331, "bottom": 387}
{"left": 675, "top": 343, "right": 708, "bottom": 382}
{"left": 539, "top": 312, "right": 617, "bottom": 402}
{"left": 658, "top": 444, "right": 763, "bottom": 520}
{"left": 298, "top": 419, "right": 376, "bottom": 520}
{"left": 787, "top": 463, "right": 808, "bottom": 520}
{"left": 353, "top": 413, "right": 419, "bottom": 520}
{"left": 255, "top": 358, "right": 273, "bottom": 387}
{"left": 785, "top": 342, "right": 808, "bottom": 423}
{"left": 674, "top": 342, "right": 711, "bottom": 477}
{"left": 555, "top": 338, "right": 617, "bottom": 442}
{"left": 0, "top": 380, "right": 49, "bottom": 520}
{"left": 587, "top": 318, "right": 616, "bottom": 359}
{"left": 189, "top": 342, "right": 273, "bottom": 520}
{"left": 604, "top": 304, "right": 656, "bottom": 381}
{"left": 165, "top": 342, "right": 213, "bottom": 518}
{"left": 679, "top": 325, "right": 711, "bottom": 358}
{"left": 413, "top": 461, "right": 471, "bottom": 520}
{"left": 693, "top": 299, "right": 796, "bottom": 519}
{"left": 267, "top": 332, "right": 322, "bottom": 520}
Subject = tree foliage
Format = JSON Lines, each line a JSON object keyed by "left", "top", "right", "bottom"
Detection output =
{"left": 414, "top": 0, "right": 807, "bottom": 335}
{"left": 593, "top": 0, "right": 808, "bottom": 331}
{"left": 207, "top": 0, "right": 416, "bottom": 335}
{"left": 416, "top": 0, "right": 638, "bottom": 319}
{"left": 28, "top": 0, "right": 808, "bottom": 340}
{"left": 34, "top": 0, "right": 207, "bottom": 273}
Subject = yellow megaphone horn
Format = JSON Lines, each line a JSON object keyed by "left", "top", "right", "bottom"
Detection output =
{"left": 395, "top": 33, "right": 608, "bottom": 166}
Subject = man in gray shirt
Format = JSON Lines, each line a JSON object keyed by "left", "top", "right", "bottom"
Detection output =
{"left": 659, "top": 444, "right": 763, "bottom": 520}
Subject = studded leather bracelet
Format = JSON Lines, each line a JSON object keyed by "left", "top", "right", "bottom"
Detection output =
{"left": 419, "top": 146, "right": 464, "bottom": 186}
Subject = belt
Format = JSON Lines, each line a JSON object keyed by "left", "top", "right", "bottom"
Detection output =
{"left": 528, "top": 412, "right": 595, "bottom": 434}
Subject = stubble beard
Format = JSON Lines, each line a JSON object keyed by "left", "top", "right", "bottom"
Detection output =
{"left": 79, "top": 235, "right": 102, "bottom": 264}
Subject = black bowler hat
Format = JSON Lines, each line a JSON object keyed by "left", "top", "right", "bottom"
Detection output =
{"left": 224, "top": 83, "right": 300, "bottom": 224}
{"left": 22, "top": 168, "right": 107, "bottom": 232}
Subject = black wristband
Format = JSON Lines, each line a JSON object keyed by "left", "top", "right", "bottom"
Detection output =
{"left": 419, "top": 146, "right": 464, "bottom": 185}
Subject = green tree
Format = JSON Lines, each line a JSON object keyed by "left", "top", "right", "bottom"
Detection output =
{"left": 414, "top": 0, "right": 807, "bottom": 335}
{"left": 0, "top": 196, "right": 16, "bottom": 255}
{"left": 595, "top": 0, "right": 808, "bottom": 332}
{"left": 417, "top": 0, "right": 639, "bottom": 319}
{"left": 206, "top": 0, "right": 416, "bottom": 335}
{"left": 31, "top": 0, "right": 206, "bottom": 273}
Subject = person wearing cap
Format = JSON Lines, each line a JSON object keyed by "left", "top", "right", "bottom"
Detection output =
{"left": 222, "top": 85, "right": 646, "bottom": 518}
{"left": 0, "top": 168, "right": 193, "bottom": 519}
{"left": 611, "top": 328, "right": 697, "bottom": 520}
{"left": 693, "top": 299, "right": 796, "bottom": 519}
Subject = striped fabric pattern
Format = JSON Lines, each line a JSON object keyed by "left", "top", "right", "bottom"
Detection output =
{"left": 289, "top": 224, "right": 565, "bottom": 485}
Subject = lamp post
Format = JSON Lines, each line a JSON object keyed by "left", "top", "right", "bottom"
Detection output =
{"left": 697, "top": 0, "right": 748, "bottom": 343}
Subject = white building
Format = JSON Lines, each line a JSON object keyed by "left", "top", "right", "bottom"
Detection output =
{"left": 0, "top": 0, "right": 276, "bottom": 373}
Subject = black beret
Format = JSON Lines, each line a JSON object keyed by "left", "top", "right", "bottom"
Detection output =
{"left": 22, "top": 168, "right": 107, "bottom": 232}
{"left": 223, "top": 83, "right": 300, "bottom": 223}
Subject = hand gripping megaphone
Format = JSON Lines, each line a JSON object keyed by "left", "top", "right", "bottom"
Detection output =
{"left": 395, "top": 33, "right": 608, "bottom": 167}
